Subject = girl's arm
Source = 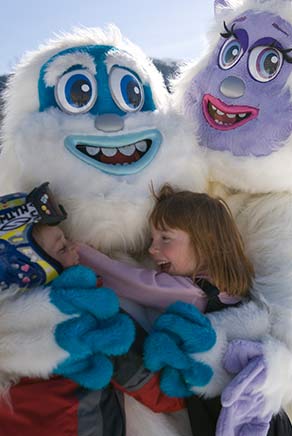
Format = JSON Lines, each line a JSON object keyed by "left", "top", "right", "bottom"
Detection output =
{"left": 78, "top": 243, "right": 207, "bottom": 311}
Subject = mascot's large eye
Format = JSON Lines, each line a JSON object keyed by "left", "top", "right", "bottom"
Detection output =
{"left": 248, "top": 46, "right": 283, "bottom": 82}
{"left": 109, "top": 67, "right": 144, "bottom": 112}
{"left": 219, "top": 37, "right": 244, "bottom": 69}
{"left": 55, "top": 70, "right": 97, "bottom": 114}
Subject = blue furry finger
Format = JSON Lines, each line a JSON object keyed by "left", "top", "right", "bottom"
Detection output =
{"left": 50, "top": 287, "right": 119, "bottom": 319}
{"left": 155, "top": 359, "right": 213, "bottom": 398}
{"left": 54, "top": 311, "right": 135, "bottom": 362}
{"left": 55, "top": 353, "right": 114, "bottom": 390}
{"left": 144, "top": 331, "right": 193, "bottom": 371}
{"left": 166, "top": 301, "right": 212, "bottom": 327}
{"left": 160, "top": 367, "right": 193, "bottom": 398}
{"left": 50, "top": 265, "right": 120, "bottom": 319}
{"left": 153, "top": 312, "right": 216, "bottom": 353}
{"left": 52, "top": 265, "right": 98, "bottom": 289}
{"left": 54, "top": 357, "right": 93, "bottom": 376}
{"left": 84, "top": 313, "right": 135, "bottom": 355}
{"left": 54, "top": 316, "right": 95, "bottom": 359}
{"left": 182, "top": 360, "right": 214, "bottom": 388}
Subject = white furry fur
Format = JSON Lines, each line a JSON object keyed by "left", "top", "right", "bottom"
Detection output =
{"left": 0, "top": 287, "right": 70, "bottom": 390}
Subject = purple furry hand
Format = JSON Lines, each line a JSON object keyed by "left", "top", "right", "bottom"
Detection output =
{"left": 216, "top": 340, "right": 272, "bottom": 436}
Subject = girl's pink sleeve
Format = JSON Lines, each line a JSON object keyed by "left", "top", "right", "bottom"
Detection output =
{"left": 78, "top": 243, "right": 207, "bottom": 312}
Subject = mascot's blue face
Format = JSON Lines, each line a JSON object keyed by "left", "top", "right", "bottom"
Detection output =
{"left": 184, "top": 10, "right": 292, "bottom": 157}
{"left": 38, "top": 44, "right": 162, "bottom": 176}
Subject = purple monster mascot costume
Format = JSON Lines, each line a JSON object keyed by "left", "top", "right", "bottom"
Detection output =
{"left": 144, "top": 0, "right": 292, "bottom": 435}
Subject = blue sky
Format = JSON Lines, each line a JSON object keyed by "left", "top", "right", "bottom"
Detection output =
{"left": 0, "top": 0, "right": 214, "bottom": 74}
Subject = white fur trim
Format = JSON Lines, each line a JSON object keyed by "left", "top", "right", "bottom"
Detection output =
{"left": 260, "top": 337, "right": 292, "bottom": 415}
{"left": 0, "top": 287, "right": 70, "bottom": 381}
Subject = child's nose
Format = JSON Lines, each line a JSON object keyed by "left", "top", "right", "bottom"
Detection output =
{"left": 148, "top": 242, "right": 158, "bottom": 255}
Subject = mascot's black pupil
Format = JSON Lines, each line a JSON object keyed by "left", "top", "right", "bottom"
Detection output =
{"left": 70, "top": 80, "right": 91, "bottom": 107}
{"left": 126, "top": 81, "right": 141, "bottom": 108}
{"left": 264, "top": 54, "right": 278, "bottom": 76}
{"left": 226, "top": 46, "right": 239, "bottom": 64}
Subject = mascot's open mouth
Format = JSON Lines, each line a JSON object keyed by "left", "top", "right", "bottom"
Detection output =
{"left": 77, "top": 140, "right": 151, "bottom": 165}
{"left": 202, "top": 94, "right": 259, "bottom": 131}
{"left": 64, "top": 130, "right": 162, "bottom": 176}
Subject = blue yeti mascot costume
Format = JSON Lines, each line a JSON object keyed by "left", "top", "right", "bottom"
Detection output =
{"left": 143, "top": 1, "right": 292, "bottom": 435}
{"left": 0, "top": 26, "right": 207, "bottom": 436}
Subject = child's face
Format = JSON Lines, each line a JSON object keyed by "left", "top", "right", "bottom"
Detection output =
{"left": 33, "top": 225, "right": 79, "bottom": 268}
{"left": 148, "top": 223, "right": 197, "bottom": 277}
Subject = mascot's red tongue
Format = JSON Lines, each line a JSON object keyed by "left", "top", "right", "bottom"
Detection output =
{"left": 97, "top": 149, "right": 141, "bottom": 164}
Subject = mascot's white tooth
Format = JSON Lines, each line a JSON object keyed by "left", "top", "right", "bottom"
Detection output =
{"left": 227, "top": 113, "right": 236, "bottom": 119}
{"left": 238, "top": 113, "right": 246, "bottom": 118}
{"left": 101, "top": 147, "right": 117, "bottom": 157}
{"left": 216, "top": 109, "right": 224, "bottom": 116}
{"left": 135, "top": 141, "right": 147, "bottom": 152}
{"left": 86, "top": 146, "right": 100, "bottom": 156}
{"left": 119, "top": 144, "right": 135, "bottom": 156}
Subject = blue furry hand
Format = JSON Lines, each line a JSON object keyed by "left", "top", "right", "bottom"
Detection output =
{"left": 144, "top": 301, "right": 216, "bottom": 397}
{"left": 50, "top": 265, "right": 135, "bottom": 390}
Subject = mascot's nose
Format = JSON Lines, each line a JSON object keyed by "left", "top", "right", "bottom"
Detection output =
{"left": 219, "top": 76, "right": 245, "bottom": 99}
{"left": 95, "top": 114, "right": 124, "bottom": 132}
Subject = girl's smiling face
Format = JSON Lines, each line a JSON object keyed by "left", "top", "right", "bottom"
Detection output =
{"left": 148, "top": 223, "right": 197, "bottom": 277}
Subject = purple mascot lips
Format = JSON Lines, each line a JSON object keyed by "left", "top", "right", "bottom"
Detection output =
{"left": 202, "top": 94, "right": 259, "bottom": 131}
